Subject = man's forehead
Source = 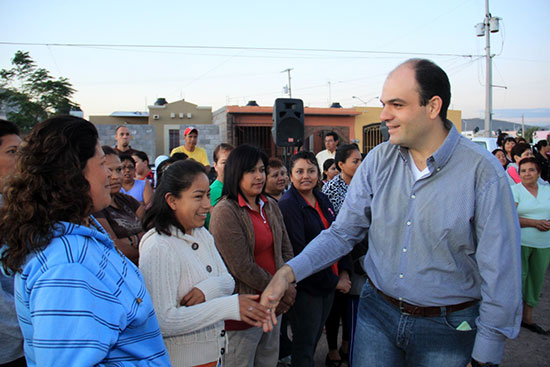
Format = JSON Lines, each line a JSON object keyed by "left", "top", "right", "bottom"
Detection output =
{"left": 117, "top": 127, "right": 130, "bottom": 134}
{"left": 381, "top": 65, "right": 418, "bottom": 100}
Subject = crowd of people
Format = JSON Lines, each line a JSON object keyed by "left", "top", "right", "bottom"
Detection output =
{"left": 0, "top": 58, "right": 549, "bottom": 367}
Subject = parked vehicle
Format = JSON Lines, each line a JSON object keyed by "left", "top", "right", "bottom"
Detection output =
{"left": 471, "top": 137, "right": 498, "bottom": 152}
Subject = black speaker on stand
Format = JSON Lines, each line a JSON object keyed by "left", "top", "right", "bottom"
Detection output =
{"left": 272, "top": 98, "right": 304, "bottom": 169}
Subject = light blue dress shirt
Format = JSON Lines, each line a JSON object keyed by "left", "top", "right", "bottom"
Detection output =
{"left": 288, "top": 126, "right": 522, "bottom": 363}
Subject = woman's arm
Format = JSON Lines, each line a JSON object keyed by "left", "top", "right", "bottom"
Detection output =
{"left": 518, "top": 217, "right": 550, "bottom": 231}
{"left": 25, "top": 264, "right": 124, "bottom": 366}
{"left": 142, "top": 180, "right": 153, "bottom": 206}
{"left": 140, "top": 241, "right": 241, "bottom": 336}
{"left": 96, "top": 217, "right": 139, "bottom": 264}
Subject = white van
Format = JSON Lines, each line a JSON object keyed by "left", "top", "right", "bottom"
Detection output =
{"left": 471, "top": 137, "right": 498, "bottom": 152}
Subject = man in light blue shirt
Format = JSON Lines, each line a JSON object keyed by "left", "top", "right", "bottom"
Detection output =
{"left": 262, "top": 59, "right": 522, "bottom": 367}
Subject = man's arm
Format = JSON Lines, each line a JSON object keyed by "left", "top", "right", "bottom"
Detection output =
{"left": 261, "top": 160, "right": 372, "bottom": 320}
{"left": 471, "top": 175, "right": 522, "bottom": 364}
{"left": 286, "top": 160, "right": 372, "bottom": 282}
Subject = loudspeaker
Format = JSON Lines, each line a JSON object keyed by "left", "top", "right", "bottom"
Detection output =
{"left": 272, "top": 98, "right": 304, "bottom": 147}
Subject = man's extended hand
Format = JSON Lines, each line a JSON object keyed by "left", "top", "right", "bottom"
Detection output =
{"left": 260, "top": 265, "right": 296, "bottom": 332}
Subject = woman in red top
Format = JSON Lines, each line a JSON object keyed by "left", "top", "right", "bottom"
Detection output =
{"left": 209, "top": 145, "right": 295, "bottom": 367}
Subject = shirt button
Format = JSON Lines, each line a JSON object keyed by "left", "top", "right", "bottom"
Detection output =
{"left": 136, "top": 297, "right": 142, "bottom": 304}
{"left": 220, "top": 330, "right": 226, "bottom": 337}
{"left": 411, "top": 194, "right": 416, "bottom": 199}
{"left": 406, "top": 221, "right": 411, "bottom": 226}
{"left": 399, "top": 274, "right": 404, "bottom": 279}
{"left": 221, "top": 347, "right": 225, "bottom": 355}
{"left": 206, "top": 265, "right": 212, "bottom": 273}
{"left": 191, "top": 243, "right": 199, "bottom": 250}
{"left": 402, "top": 248, "right": 407, "bottom": 253}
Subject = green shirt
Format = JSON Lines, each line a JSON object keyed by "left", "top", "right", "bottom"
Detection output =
{"left": 205, "top": 180, "right": 223, "bottom": 228}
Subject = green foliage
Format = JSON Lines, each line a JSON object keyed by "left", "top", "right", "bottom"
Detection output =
{"left": 524, "top": 127, "right": 539, "bottom": 144}
{"left": 0, "top": 50, "right": 78, "bottom": 132}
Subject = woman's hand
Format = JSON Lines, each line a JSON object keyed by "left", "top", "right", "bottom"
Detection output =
{"left": 180, "top": 287, "right": 206, "bottom": 306}
{"left": 275, "top": 284, "right": 296, "bottom": 315}
{"left": 238, "top": 295, "right": 271, "bottom": 327}
{"left": 535, "top": 219, "right": 550, "bottom": 232}
{"left": 336, "top": 271, "right": 351, "bottom": 294}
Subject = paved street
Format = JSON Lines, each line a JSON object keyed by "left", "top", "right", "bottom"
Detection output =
{"left": 313, "top": 269, "right": 550, "bottom": 366}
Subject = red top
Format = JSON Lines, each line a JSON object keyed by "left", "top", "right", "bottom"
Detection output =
{"left": 226, "top": 194, "right": 276, "bottom": 331}
{"left": 300, "top": 192, "right": 338, "bottom": 276}
{"left": 238, "top": 194, "right": 276, "bottom": 276}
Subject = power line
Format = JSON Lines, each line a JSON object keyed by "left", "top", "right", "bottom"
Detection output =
{"left": 0, "top": 41, "right": 479, "bottom": 58}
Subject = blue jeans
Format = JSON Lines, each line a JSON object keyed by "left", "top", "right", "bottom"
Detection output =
{"left": 352, "top": 281, "right": 478, "bottom": 367}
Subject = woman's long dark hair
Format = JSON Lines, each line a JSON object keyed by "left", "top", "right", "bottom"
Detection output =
{"left": 142, "top": 159, "right": 207, "bottom": 236}
{"left": 0, "top": 115, "right": 99, "bottom": 273}
{"left": 222, "top": 144, "right": 268, "bottom": 202}
{"left": 334, "top": 144, "right": 360, "bottom": 172}
{"left": 322, "top": 158, "right": 335, "bottom": 181}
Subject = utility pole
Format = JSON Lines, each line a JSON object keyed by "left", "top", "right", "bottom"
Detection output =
{"left": 476, "top": 0, "right": 500, "bottom": 137}
{"left": 281, "top": 68, "right": 293, "bottom": 98}
{"left": 484, "top": 0, "right": 492, "bottom": 137}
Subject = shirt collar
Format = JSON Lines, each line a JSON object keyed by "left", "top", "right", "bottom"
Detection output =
{"left": 237, "top": 193, "right": 267, "bottom": 210}
{"left": 397, "top": 123, "right": 459, "bottom": 174}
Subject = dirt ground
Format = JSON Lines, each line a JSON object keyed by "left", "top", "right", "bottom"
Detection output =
{"left": 313, "top": 269, "right": 550, "bottom": 366}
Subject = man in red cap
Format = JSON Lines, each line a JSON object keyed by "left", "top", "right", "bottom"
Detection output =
{"left": 170, "top": 126, "right": 211, "bottom": 172}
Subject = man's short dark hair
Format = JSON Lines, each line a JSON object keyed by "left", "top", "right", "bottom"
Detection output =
{"left": 213, "top": 143, "right": 234, "bottom": 163}
{"left": 115, "top": 125, "right": 128, "bottom": 134}
{"left": 325, "top": 131, "right": 339, "bottom": 141}
{"left": 0, "top": 119, "right": 20, "bottom": 145}
{"left": 404, "top": 59, "right": 451, "bottom": 122}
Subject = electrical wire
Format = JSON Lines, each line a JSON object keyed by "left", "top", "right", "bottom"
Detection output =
{"left": 0, "top": 41, "right": 480, "bottom": 59}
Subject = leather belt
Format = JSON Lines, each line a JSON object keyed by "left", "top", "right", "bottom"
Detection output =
{"left": 366, "top": 276, "right": 477, "bottom": 317}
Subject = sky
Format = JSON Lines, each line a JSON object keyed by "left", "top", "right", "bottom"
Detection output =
{"left": 1, "top": 0, "right": 549, "bottom": 126}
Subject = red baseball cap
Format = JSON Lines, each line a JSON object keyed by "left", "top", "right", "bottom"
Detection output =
{"left": 184, "top": 126, "right": 198, "bottom": 136}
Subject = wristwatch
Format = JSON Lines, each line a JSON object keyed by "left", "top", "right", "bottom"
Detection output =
{"left": 471, "top": 358, "right": 499, "bottom": 366}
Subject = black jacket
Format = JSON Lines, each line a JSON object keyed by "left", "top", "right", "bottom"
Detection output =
{"left": 278, "top": 185, "right": 349, "bottom": 296}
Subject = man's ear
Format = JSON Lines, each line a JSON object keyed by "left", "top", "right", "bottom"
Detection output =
{"left": 427, "top": 96, "right": 443, "bottom": 120}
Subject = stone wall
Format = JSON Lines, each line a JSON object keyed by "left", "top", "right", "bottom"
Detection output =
{"left": 95, "top": 124, "right": 156, "bottom": 163}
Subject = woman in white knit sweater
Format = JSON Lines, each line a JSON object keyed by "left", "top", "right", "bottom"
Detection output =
{"left": 139, "top": 160, "right": 270, "bottom": 367}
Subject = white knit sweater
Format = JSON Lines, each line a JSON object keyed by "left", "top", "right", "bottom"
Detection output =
{"left": 139, "top": 226, "right": 241, "bottom": 367}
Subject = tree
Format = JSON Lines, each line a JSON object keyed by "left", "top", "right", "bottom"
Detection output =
{"left": 524, "top": 127, "right": 539, "bottom": 144}
{"left": 0, "top": 50, "right": 79, "bottom": 132}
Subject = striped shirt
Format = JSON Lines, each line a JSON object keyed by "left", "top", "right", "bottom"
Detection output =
{"left": 15, "top": 217, "right": 170, "bottom": 366}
